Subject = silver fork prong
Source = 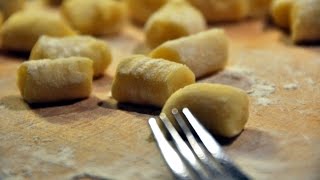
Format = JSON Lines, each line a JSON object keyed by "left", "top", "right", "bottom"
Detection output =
{"left": 148, "top": 117, "right": 193, "bottom": 180}
{"left": 159, "top": 113, "right": 210, "bottom": 180}
{"left": 172, "top": 108, "right": 226, "bottom": 178}
{"left": 182, "top": 108, "right": 250, "bottom": 180}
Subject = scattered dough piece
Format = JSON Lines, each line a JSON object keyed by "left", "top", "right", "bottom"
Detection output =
{"left": 0, "top": 0, "right": 24, "bottom": 19}
{"left": 271, "top": 0, "right": 294, "bottom": 28}
{"left": 145, "top": 0, "right": 206, "bottom": 48}
{"left": 17, "top": 57, "right": 93, "bottom": 104}
{"left": 0, "top": 10, "right": 76, "bottom": 51}
{"left": 150, "top": 29, "right": 228, "bottom": 78}
{"left": 112, "top": 55, "right": 195, "bottom": 107}
{"left": 126, "top": 0, "right": 170, "bottom": 24}
{"left": 162, "top": 83, "right": 249, "bottom": 138}
{"left": 291, "top": 0, "right": 320, "bottom": 43}
{"left": 187, "top": 0, "right": 249, "bottom": 22}
{"left": 249, "top": 0, "right": 272, "bottom": 17}
{"left": 30, "top": 35, "right": 112, "bottom": 78}
{"left": 62, "top": 0, "right": 127, "bottom": 35}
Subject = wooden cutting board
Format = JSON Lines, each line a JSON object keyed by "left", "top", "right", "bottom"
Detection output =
{"left": 0, "top": 19, "right": 320, "bottom": 180}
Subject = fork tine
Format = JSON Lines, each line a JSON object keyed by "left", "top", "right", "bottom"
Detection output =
{"left": 148, "top": 117, "right": 193, "bottom": 180}
{"left": 182, "top": 108, "right": 250, "bottom": 180}
{"left": 159, "top": 113, "right": 210, "bottom": 180}
{"left": 171, "top": 108, "right": 226, "bottom": 178}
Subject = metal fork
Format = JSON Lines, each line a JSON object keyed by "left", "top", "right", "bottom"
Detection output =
{"left": 148, "top": 108, "right": 250, "bottom": 180}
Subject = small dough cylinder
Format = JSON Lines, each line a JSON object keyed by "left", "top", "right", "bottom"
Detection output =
{"left": 30, "top": 35, "right": 112, "bottom": 78}
{"left": 112, "top": 55, "right": 195, "bottom": 107}
{"left": 0, "top": 0, "right": 24, "bottom": 19}
{"left": 62, "top": 0, "right": 127, "bottom": 35}
{"left": 162, "top": 83, "right": 249, "bottom": 138}
{"left": 291, "top": 0, "right": 320, "bottom": 43}
{"left": 271, "top": 0, "right": 293, "bottom": 29}
{"left": 187, "top": 0, "right": 249, "bottom": 22}
{"left": 145, "top": 0, "right": 206, "bottom": 48}
{"left": 0, "top": 10, "right": 76, "bottom": 51}
{"left": 17, "top": 57, "right": 93, "bottom": 103}
{"left": 150, "top": 29, "right": 228, "bottom": 78}
{"left": 126, "top": 0, "right": 170, "bottom": 24}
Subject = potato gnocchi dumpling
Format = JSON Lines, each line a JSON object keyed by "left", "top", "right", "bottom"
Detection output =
{"left": 145, "top": 0, "right": 206, "bottom": 48}
{"left": 150, "top": 29, "right": 228, "bottom": 78}
{"left": 187, "top": 0, "right": 249, "bottom": 22}
{"left": 112, "top": 55, "right": 195, "bottom": 107}
{"left": 0, "top": 0, "right": 24, "bottom": 19}
{"left": 62, "top": 0, "right": 127, "bottom": 35}
{"left": 17, "top": 57, "right": 93, "bottom": 104}
{"left": 162, "top": 83, "right": 249, "bottom": 138}
{"left": 42, "top": 0, "right": 63, "bottom": 6}
{"left": 291, "top": 0, "right": 320, "bottom": 43}
{"left": 271, "top": 0, "right": 293, "bottom": 28}
{"left": 1, "top": 10, "right": 75, "bottom": 51}
{"left": 30, "top": 35, "right": 112, "bottom": 78}
{"left": 126, "top": 0, "right": 170, "bottom": 24}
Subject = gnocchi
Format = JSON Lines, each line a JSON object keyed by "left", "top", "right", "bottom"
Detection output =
{"left": 62, "top": 0, "right": 127, "bottom": 35}
{"left": 145, "top": 0, "right": 206, "bottom": 48}
{"left": 1, "top": 10, "right": 76, "bottom": 51}
{"left": 150, "top": 29, "right": 228, "bottom": 78}
{"left": 162, "top": 83, "right": 249, "bottom": 138}
{"left": 30, "top": 35, "right": 112, "bottom": 78}
{"left": 111, "top": 55, "right": 195, "bottom": 107}
{"left": 17, "top": 57, "right": 93, "bottom": 104}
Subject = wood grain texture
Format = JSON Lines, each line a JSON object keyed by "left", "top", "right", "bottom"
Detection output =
{"left": 0, "top": 20, "right": 320, "bottom": 180}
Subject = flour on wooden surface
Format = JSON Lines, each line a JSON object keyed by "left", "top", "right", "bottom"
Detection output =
{"left": 229, "top": 66, "right": 275, "bottom": 106}
{"left": 283, "top": 83, "right": 299, "bottom": 90}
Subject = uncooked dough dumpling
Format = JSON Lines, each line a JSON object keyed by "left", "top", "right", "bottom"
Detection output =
{"left": 291, "top": 0, "right": 320, "bottom": 43}
{"left": 0, "top": 0, "right": 24, "bottom": 19}
{"left": 187, "top": 0, "right": 249, "bottom": 22}
{"left": 150, "top": 29, "right": 228, "bottom": 78}
{"left": 145, "top": 0, "right": 206, "bottom": 48}
{"left": 17, "top": 57, "right": 93, "bottom": 104}
{"left": 30, "top": 35, "right": 112, "bottom": 78}
{"left": 62, "top": 0, "right": 127, "bottom": 35}
{"left": 162, "top": 83, "right": 249, "bottom": 137}
{"left": 112, "top": 55, "right": 195, "bottom": 107}
{"left": 0, "top": 10, "right": 76, "bottom": 51}
{"left": 248, "top": 0, "right": 272, "bottom": 17}
{"left": 126, "top": 0, "right": 170, "bottom": 24}
{"left": 271, "top": 0, "right": 293, "bottom": 29}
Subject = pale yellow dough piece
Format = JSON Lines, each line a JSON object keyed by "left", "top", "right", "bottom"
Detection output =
{"left": 271, "top": 0, "right": 294, "bottom": 28}
{"left": 62, "top": 0, "right": 127, "bottom": 35}
{"left": 187, "top": 0, "right": 249, "bottom": 22}
{"left": 291, "top": 0, "right": 320, "bottom": 43}
{"left": 162, "top": 83, "right": 249, "bottom": 138}
{"left": 0, "top": 0, "right": 24, "bottom": 19}
{"left": 150, "top": 29, "right": 228, "bottom": 78}
{"left": 126, "top": 0, "right": 170, "bottom": 24}
{"left": 30, "top": 35, "right": 112, "bottom": 78}
{"left": 112, "top": 55, "right": 195, "bottom": 107}
{"left": 145, "top": 0, "right": 206, "bottom": 48}
{"left": 0, "top": 10, "right": 75, "bottom": 52}
{"left": 17, "top": 57, "right": 93, "bottom": 104}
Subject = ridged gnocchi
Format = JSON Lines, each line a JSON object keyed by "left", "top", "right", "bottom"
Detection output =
{"left": 271, "top": 0, "right": 293, "bottom": 29}
{"left": 0, "top": 0, "right": 24, "bottom": 19}
{"left": 0, "top": 10, "right": 76, "bottom": 51}
{"left": 17, "top": 57, "right": 93, "bottom": 104}
{"left": 162, "top": 83, "right": 249, "bottom": 138}
{"left": 150, "top": 29, "right": 228, "bottom": 78}
{"left": 145, "top": 0, "right": 206, "bottom": 48}
{"left": 30, "top": 35, "right": 112, "bottom": 78}
{"left": 111, "top": 55, "right": 195, "bottom": 107}
{"left": 62, "top": 0, "right": 127, "bottom": 35}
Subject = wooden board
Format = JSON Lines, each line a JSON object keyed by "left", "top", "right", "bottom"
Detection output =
{"left": 0, "top": 20, "right": 320, "bottom": 180}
